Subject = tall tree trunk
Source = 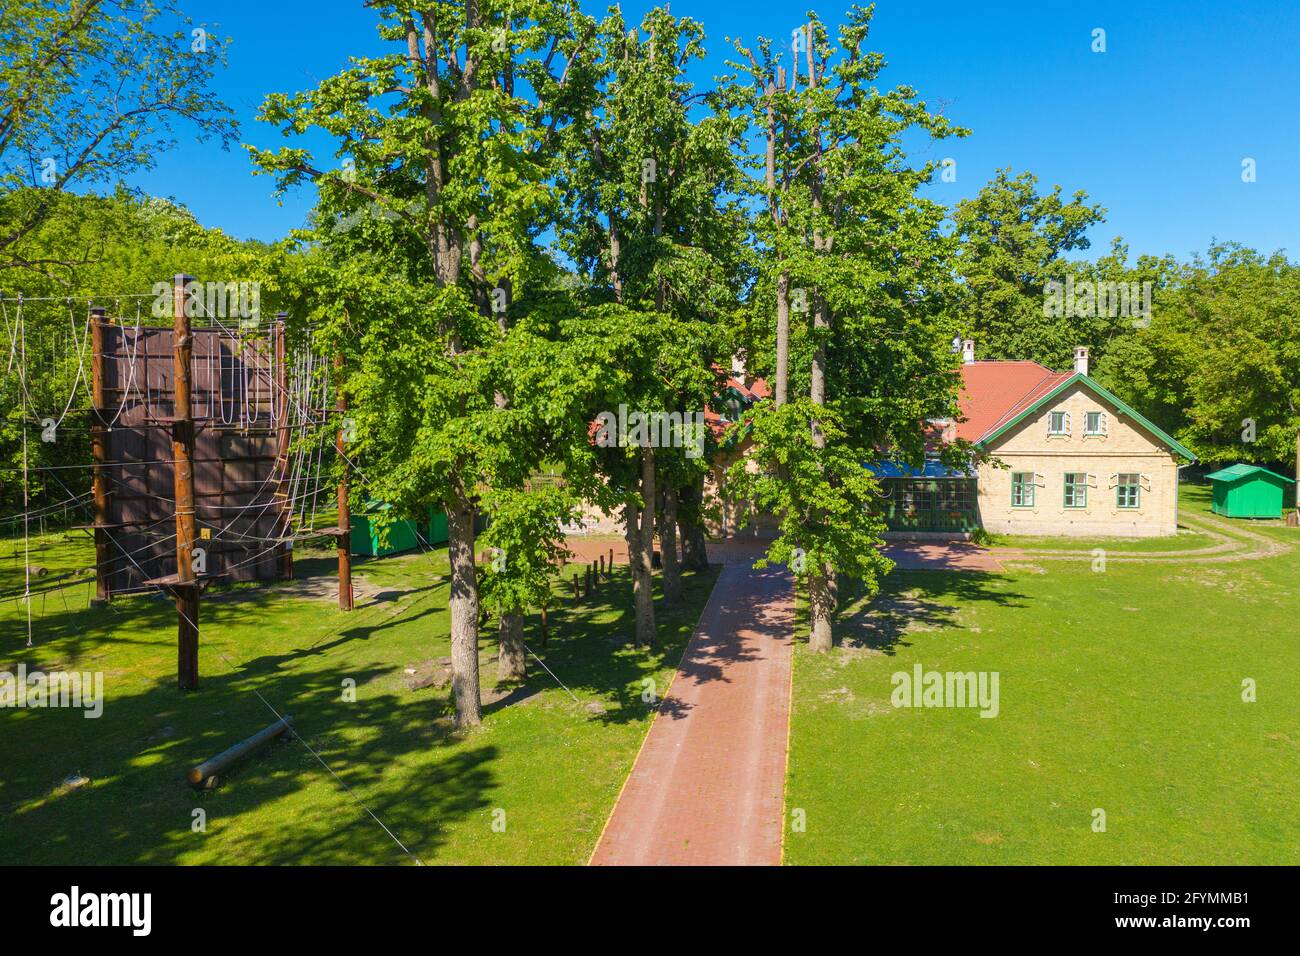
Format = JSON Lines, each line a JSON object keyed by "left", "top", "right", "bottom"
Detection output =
{"left": 446, "top": 492, "right": 482, "bottom": 725}
{"left": 776, "top": 272, "right": 790, "bottom": 405}
{"left": 764, "top": 65, "right": 789, "bottom": 409}
{"left": 807, "top": 294, "right": 836, "bottom": 647}
{"left": 623, "top": 498, "right": 641, "bottom": 602}
{"left": 808, "top": 563, "right": 834, "bottom": 653}
{"left": 805, "top": 33, "right": 836, "bottom": 647}
{"left": 678, "top": 477, "right": 710, "bottom": 570}
{"left": 497, "top": 610, "right": 526, "bottom": 682}
{"left": 632, "top": 445, "right": 657, "bottom": 646}
{"left": 810, "top": 292, "right": 828, "bottom": 438}
{"left": 659, "top": 485, "right": 681, "bottom": 604}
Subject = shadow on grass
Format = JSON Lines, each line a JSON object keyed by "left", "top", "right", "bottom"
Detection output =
{"left": 518, "top": 563, "right": 722, "bottom": 726}
{"left": 835, "top": 570, "right": 1029, "bottom": 655}
{"left": 0, "top": 649, "right": 495, "bottom": 865}
{"left": 1, "top": 549, "right": 722, "bottom": 864}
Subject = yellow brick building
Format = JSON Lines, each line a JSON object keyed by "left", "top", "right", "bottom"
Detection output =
{"left": 954, "top": 344, "right": 1195, "bottom": 538}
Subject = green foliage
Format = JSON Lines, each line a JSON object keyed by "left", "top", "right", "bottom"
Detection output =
{"left": 248, "top": 1, "right": 598, "bottom": 562}
{"left": 726, "top": 400, "right": 892, "bottom": 592}
{"left": 718, "top": 6, "right": 971, "bottom": 621}
{"left": 1095, "top": 243, "right": 1300, "bottom": 467}
{"left": 0, "top": 0, "right": 237, "bottom": 279}
{"left": 477, "top": 482, "right": 575, "bottom": 616}
{"left": 953, "top": 168, "right": 1106, "bottom": 367}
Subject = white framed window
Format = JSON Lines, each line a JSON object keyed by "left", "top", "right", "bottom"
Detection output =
{"left": 1011, "top": 472, "right": 1035, "bottom": 508}
{"left": 1049, "top": 410, "right": 1071, "bottom": 435}
{"left": 1084, "top": 411, "right": 1107, "bottom": 435}
{"left": 1063, "top": 472, "right": 1088, "bottom": 508}
{"left": 1116, "top": 473, "right": 1141, "bottom": 509}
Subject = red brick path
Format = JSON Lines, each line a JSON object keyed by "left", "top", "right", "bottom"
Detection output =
{"left": 881, "top": 540, "right": 1016, "bottom": 572}
{"left": 589, "top": 559, "right": 795, "bottom": 866}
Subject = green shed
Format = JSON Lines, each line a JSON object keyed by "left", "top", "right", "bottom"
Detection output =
{"left": 1204, "top": 464, "right": 1296, "bottom": 519}
{"left": 350, "top": 502, "right": 422, "bottom": 556}
{"left": 426, "top": 507, "right": 449, "bottom": 546}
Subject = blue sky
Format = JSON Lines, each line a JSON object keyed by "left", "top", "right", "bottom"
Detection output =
{"left": 143, "top": 0, "right": 1300, "bottom": 261}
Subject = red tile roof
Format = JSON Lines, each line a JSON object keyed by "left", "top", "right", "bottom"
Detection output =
{"left": 955, "top": 362, "right": 1072, "bottom": 442}
{"left": 719, "top": 372, "right": 770, "bottom": 402}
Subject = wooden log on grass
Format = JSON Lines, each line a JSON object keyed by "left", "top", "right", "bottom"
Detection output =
{"left": 187, "top": 716, "right": 293, "bottom": 787}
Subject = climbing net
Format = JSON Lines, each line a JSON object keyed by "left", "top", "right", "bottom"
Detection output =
{"left": 0, "top": 291, "right": 337, "bottom": 644}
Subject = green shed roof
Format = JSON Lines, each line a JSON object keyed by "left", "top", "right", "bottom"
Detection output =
{"left": 1204, "top": 463, "right": 1295, "bottom": 484}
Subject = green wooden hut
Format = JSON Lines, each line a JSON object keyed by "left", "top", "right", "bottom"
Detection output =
{"left": 350, "top": 502, "right": 422, "bottom": 556}
{"left": 426, "top": 507, "right": 449, "bottom": 546}
{"left": 1204, "top": 464, "right": 1295, "bottom": 519}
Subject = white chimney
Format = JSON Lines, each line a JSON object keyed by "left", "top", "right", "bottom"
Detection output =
{"left": 1073, "top": 346, "right": 1089, "bottom": 376}
{"left": 731, "top": 351, "right": 746, "bottom": 378}
{"left": 961, "top": 339, "right": 975, "bottom": 365}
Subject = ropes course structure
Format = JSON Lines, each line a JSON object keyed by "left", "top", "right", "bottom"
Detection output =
{"left": 0, "top": 277, "right": 351, "bottom": 677}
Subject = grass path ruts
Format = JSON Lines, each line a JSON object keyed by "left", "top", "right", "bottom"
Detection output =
{"left": 989, "top": 490, "right": 1291, "bottom": 565}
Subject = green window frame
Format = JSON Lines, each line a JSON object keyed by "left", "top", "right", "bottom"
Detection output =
{"left": 1063, "top": 473, "right": 1088, "bottom": 508}
{"left": 1049, "top": 411, "right": 1069, "bottom": 435}
{"left": 1085, "top": 411, "right": 1104, "bottom": 435}
{"left": 1011, "top": 472, "right": 1035, "bottom": 508}
{"left": 1116, "top": 473, "right": 1141, "bottom": 509}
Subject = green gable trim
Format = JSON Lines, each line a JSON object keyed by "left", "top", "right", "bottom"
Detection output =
{"left": 1205, "top": 464, "right": 1295, "bottom": 484}
{"left": 977, "top": 373, "right": 1197, "bottom": 462}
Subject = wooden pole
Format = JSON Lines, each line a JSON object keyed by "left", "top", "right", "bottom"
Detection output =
{"left": 334, "top": 353, "right": 353, "bottom": 610}
{"left": 172, "top": 275, "right": 200, "bottom": 690}
{"left": 89, "top": 307, "right": 111, "bottom": 604}
{"left": 599, "top": 554, "right": 605, "bottom": 577}
{"left": 274, "top": 313, "right": 294, "bottom": 580}
{"left": 608, "top": 547, "right": 614, "bottom": 575}
{"left": 585, "top": 565, "right": 593, "bottom": 597}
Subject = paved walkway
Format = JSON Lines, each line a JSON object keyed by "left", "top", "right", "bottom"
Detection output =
{"left": 590, "top": 555, "right": 795, "bottom": 866}
{"left": 882, "top": 540, "right": 1015, "bottom": 572}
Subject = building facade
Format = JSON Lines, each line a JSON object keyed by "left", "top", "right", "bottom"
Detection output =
{"left": 951, "top": 344, "right": 1195, "bottom": 538}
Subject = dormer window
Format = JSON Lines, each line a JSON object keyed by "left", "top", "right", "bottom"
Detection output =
{"left": 1048, "top": 411, "right": 1070, "bottom": 435}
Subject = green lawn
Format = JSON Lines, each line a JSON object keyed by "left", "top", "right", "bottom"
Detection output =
{"left": 786, "top": 484, "right": 1300, "bottom": 864}
{"left": 982, "top": 528, "right": 1219, "bottom": 553}
{"left": 0, "top": 532, "right": 718, "bottom": 865}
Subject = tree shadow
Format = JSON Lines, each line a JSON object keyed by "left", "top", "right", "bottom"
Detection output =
{"left": 0, "top": 541, "right": 724, "bottom": 864}
{"left": 836, "top": 570, "right": 1029, "bottom": 655}
{"left": 518, "top": 564, "right": 723, "bottom": 727}
{"left": 0, "top": 654, "right": 495, "bottom": 865}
